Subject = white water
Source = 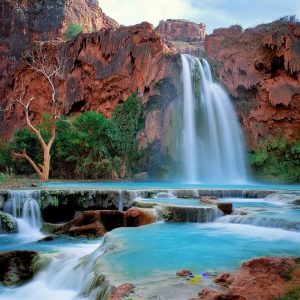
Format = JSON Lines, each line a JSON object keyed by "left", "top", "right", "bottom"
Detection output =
{"left": 180, "top": 54, "right": 248, "bottom": 183}
{"left": 117, "top": 190, "right": 124, "bottom": 211}
{"left": 0, "top": 242, "right": 106, "bottom": 300}
{"left": 3, "top": 190, "right": 43, "bottom": 235}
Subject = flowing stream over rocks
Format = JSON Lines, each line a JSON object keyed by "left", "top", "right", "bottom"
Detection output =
{"left": 3, "top": 190, "right": 43, "bottom": 238}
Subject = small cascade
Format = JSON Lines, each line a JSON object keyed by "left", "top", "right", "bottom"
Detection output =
{"left": 158, "top": 205, "right": 223, "bottom": 223}
{"left": 155, "top": 192, "right": 177, "bottom": 198}
{"left": 129, "top": 190, "right": 142, "bottom": 201}
{"left": 3, "top": 190, "right": 43, "bottom": 233}
{"left": 264, "top": 193, "right": 300, "bottom": 205}
{"left": 216, "top": 212, "right": 300, "bottom": 232}
{"left": 117, "top": 190, "right": 125, "bottom": 211}
{"left": 180, "top": 54, "right": 249, "bottom": 183}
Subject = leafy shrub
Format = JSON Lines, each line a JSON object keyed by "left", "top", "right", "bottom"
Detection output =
{"left": 64, "top": 23, "right": 84, "bottom": 40}
{"left": 250, "top": 139, "right": 300, "bottom": 183}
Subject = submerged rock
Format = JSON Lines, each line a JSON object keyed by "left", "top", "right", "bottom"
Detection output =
{"left": 0, "top": 250, "right": 39, "bottom": 286}
{"left": 176, "top": 269, "right": 193, "bottom": 277}
{"left": 0, "top": 211, "right": 17, "bottom": 233}
{"left": 109, "top": 283, "right": 135, "bottom": 300}
{"left": 195, "top": 257, "right": 297, "bottom": 300}
{"left": 199, "top": 196, "right": 218, "bottom": 205}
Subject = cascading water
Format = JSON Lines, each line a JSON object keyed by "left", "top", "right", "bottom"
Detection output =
{"left": 4, "top": 190, "right": 43, "bottom": 234}
{"left": 180, "top": 54, "right": 248, "bottom": 183}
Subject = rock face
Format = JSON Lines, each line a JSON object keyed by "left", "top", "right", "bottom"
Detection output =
{"left": 0, "top": 250, "right": 39, "bottom": 285}
{"left": 54, "top": 210, "right": 125, "bottom": 237}
{"left": 156, "top": 19, "right": 205, "bottom": 42}
{"left": 54, "top": 207, "right": 157, "bottom": 237}
{"left": 195, "top": 257, "right": 297, "bottom": 300}
{"left": 0, "top": 0, "right": 118, "bottom": 87}
{"left": 156, "top": 19, "right": 205, "bottom": 57}
{"left": 1, "top": 22, "right": 178, "bottom": 138}
{"left": 205, "top": 21, "right": 300, "bottom": 149}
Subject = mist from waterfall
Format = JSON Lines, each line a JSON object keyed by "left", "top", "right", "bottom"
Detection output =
{"left": 180, "top": 54, "right": 248, "bottom": 183}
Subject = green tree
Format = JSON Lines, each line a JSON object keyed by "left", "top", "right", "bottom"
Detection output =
{"left": 111, "top": 93, "right": 144, "bottom": 175}
{"left": 64, "top": 23, "right": 84, "bottom": 40}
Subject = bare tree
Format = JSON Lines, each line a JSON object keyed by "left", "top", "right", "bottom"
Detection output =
{"left": 6, "top": 43, "right": 63, "bottom": 181}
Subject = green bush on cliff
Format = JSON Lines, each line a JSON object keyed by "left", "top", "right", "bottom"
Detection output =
{"left": 250, "top": 139, "right": 300, "bottom": 183}
{"left": 64, "top": 23, "right": 84, "bottom": 40}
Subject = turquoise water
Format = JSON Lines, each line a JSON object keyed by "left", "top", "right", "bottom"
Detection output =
{"left": 140, "top": 197, "right": 204, "bottom": 207}
{"left": 0, "top": 234, "right": 101, "bottom": 253}
{"left": 43, "top": 181, "right": 300, "bottom": 191}
{"left": 101, "top": 222, "right": 300, "bottom": 281}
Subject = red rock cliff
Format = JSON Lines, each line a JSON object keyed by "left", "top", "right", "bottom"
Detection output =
{"left": 156, "top": 19, "right": 205, "bottom": 57}
{"left": 0, "top": 0, "right": 118, "bottom": 87}
{"left": 1, "top": 22, "right": 178, "bottom": 138}
{"left": 205, "top": 21, "right": 300, "bottom": 150}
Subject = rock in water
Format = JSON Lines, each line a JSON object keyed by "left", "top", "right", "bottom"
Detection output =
{"left": 0, "top": 211, "right": 17, "bottom": 233}
{"left": 109, "top": 283, "right": 135, "bottom": 300}
{"left": 195, "top": 257, "right": 297, "bottom": 300}
{"left": 0, "top": 250, "right": 39, "bottom": 286}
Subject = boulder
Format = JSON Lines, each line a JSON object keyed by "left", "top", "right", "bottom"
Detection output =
{"left": 217, "top": 203, "right": 233, "bottom": 215}
{"left": 125, "top": 207, "right": 157, "bottom": 227}
{"left": 0, "top": 211, "right": 17, "bottom": 233}
{"left": 54, "top": 210, "right": 124, "bottom": 238}
{"left": 0, "top": 250, "right": 39, "bottom": 285}
{"left": 194, "top": 257, "right": 297, "bottom": 300}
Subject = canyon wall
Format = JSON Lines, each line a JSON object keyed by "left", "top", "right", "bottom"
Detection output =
{"left": 205, "top": 20, "right": 300, "bottom": 150}
{"left": 0, "top": 0, "right": 118, "bottom": 87}
{"left": 156, "top": 19, "right": 205, "bottom": 57}
{"left": 1, "top": 22, "right": 179, "bottom": 138}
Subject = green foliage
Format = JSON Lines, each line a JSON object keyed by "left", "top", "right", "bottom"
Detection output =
{"left": 64, "top": 23, "right": 84, "bottom": 40}
{"left": 277, "top": 285, "right": 300, "bottom": 300}
{"left": 111, "top": 93, "right": 144, "bottom": 174}
{"left": 1, "top": 94, "right": 144, "bottom": 180}
{"left": 250, "top": 139, "right": 300, "bottom": 183}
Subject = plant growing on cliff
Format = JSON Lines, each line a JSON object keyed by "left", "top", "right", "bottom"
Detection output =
{"left": 64, "top": 23, "right": 84, "bottom": 40}
{"left": 3, "top": 43, "right": 63, "bottom": 181}
{"left": 250, "top": 139, "right": 300, "bottom": 183}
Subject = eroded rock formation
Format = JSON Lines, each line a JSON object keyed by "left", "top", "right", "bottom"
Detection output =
{"left": 205, "top": 21, "right": 300, "bottom": 149}
{"left": 193, "top": 257, "right": 299, "bottom": 300}
{"left": 156, "top": 19, "right": 205, "bottom": 57}
{"left": 54, "top": 207, "right": 157, "bottom": 237}
{"left": 156, "top": 19, "right": 205, "bottom": 42}
{"left": 1, "top": 21, "right": 179, "bottom": 138}
{"left": 0, "top": 0, "right": 118, "bottom": 87}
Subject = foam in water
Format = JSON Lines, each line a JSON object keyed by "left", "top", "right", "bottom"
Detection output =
{"left": 3, "top": 190, "right": 43, "bottom": 235}
{"left": 180, "top": 54, "right": 249, "bottom": 183}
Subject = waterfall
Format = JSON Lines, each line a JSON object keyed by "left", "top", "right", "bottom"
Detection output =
{"left": 117, "top": 190, "right": 124, "bottom": 211}
{"left": 180, "top": 54, "right": 248, "bottom": 183}
{"left": 4, "top": 190, "right": 43, "bottom": 233}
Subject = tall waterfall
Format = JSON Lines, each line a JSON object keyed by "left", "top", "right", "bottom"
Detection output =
{"left": 4, "top": 190, "right": 43, "bottom": 233}
{"left": 180, "top": 54, "right": 248, "bottom": 183}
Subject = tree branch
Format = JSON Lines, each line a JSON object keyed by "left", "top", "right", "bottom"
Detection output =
{"left": 12, "top": 149, "right": 43, "bottom": 179}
